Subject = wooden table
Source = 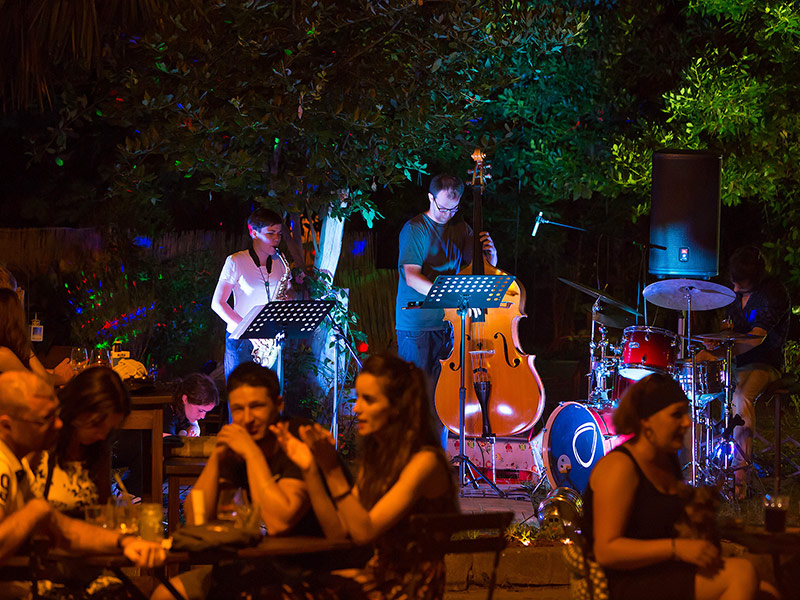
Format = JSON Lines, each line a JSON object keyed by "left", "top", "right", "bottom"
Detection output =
{"left": 68, "top": 535, "right": 356, "bottom": 568}
{"left": 721, "top": 525, "right": 800, "bottom": 595}
{"left": 122, "top": 393, "right": 171, "bottom": 503}
{"left": 50, "top": 535, "right": 358, "bottom": 600}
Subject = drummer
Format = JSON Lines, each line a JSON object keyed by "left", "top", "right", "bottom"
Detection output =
{"left": 696, "top": 246, "right": 790, "bottom": 498}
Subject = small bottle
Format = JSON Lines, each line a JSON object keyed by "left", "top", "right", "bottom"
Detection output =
{"left": 30, "top": 315, "right": 44, "bottom": 342}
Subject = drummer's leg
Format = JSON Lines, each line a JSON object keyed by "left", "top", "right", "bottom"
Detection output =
{"left": 732, "top": 366, "right": 779, "bottom": 495}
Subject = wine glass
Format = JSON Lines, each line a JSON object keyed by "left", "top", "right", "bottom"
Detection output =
{"left": 89, "top": 348, "right": 112, "bottom": 367}
{"left": 70, "top": 347, "right": 89, "bottom": 373}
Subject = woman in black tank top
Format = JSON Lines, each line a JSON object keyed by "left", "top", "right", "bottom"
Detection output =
{"left": 585, "top": 373, "right": 771, "bottom": 600}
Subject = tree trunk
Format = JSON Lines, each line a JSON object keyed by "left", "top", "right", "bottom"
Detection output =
{"left": 310, "top": 210, "right": 348, "bottom": 425}
{"left": 315, "top": 210, "right": 345, "bottom": 277}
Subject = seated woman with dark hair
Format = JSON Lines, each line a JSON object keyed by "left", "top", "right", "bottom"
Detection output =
{"left": 0, "top": 288, "right": 72, "bottom": 386}
{"left": 584, "top": 373, "right": 775, "bottom": 600}
{"left": 29, "top": 366, "right": 131, "bottom": 514}
{"left": 164, "top": 373, "right": 219, "bottom": 437}
{"left": 264, "top": 353, "right": 458, "bottom": 600}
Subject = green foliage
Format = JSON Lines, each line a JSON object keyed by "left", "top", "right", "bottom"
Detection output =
{"left": 60, "top": 0, "right": 586, "bottom": 234}
{"left": 602, "top": 0, "right": 800, "bottom": 296}
{"left": 64, "top": 254, "right": 157, "bottom": 353}
{"left": 301, "top": 267, "right": 367, "bottom": 350}
{"left": 146, "top": 248, "right": 220, "bottom": 373}
{"left": 62, "top": 238, "right": 219, "bottom": 375}
{"left": 12, "top": 0, "right": 800, "bottom": 358}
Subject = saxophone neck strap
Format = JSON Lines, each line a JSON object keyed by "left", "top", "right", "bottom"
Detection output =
{"left": 249, "top": 247, "right": 275, "bottom": 273}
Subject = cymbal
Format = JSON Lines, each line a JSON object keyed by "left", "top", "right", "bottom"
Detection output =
{"left": 642, "top": 278, "right": 735, "bottom": 311}
{"left": 558, "top": 278, "right": 642, "bottom": 316}
{"left": 695, "top": 331, "right": 762, "bottom": 342}
{"left": 593, "top": 310, "right": 635, "bottom": 329}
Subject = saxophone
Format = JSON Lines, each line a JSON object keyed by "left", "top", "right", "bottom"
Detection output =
{"left": 251, "top": 251, "right": 292, "bottom": 367}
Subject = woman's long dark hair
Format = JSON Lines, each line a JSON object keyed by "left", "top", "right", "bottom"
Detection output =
{"left": 0, "top": 288, "right": 31, "bottom": 368}
{"left": 356, "top": 354, "right": 455, "bottom": 509}
{"left": 56, "top": 367, "right": 131, "bottom": 492}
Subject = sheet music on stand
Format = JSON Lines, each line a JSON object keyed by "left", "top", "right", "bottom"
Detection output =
{"left": 422, "top": 274, "right": 514, "bottom": 310}
{"left": 231, "top": 300, "right": 336, "bottom": 340}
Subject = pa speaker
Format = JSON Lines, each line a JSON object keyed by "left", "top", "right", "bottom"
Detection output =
{"left": 649, "top": 150, "right": 721, "bottom": 280}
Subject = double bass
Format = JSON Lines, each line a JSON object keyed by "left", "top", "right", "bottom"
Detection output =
{"left": 434, "top": 150, "right": 545, "bottom": 438}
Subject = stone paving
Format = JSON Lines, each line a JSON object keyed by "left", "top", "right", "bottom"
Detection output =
{"left": 449, "top": 484, "right": 571, "bottom": 599}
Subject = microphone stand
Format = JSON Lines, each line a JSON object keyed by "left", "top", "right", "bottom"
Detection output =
{"left": 531, "top": 211, "right": 587, "bottom": 236}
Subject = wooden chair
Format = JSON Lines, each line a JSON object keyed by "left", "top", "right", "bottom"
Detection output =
{"left": 754, "top": 374, "right": 800, "bottom": 494}
{"left": 164, "top": 456, "right": 207, "bottom": 532}
{"left": 407, "top": 511, "right": 513, "bottom": 600}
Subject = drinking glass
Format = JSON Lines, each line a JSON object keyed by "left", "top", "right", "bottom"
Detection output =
{"left": 89, "top": 348, "right": 112, "bottom": 367}
{"left": 70, "top": 347, "right": 89, "bottom": 373}
{"left": 217, "top": 487, "right": 250, "bottom": 525}
{"left": 84, "top": 504, "right": 115, "bottom": 529}
{"left": 138, "top": 503, "right": 164, "bottom": 541}
{"left": 764, "top": 494, "right": 789, "bottom": 533}
{"left": 115, "top": 502, "right": 140, "bottom": 535}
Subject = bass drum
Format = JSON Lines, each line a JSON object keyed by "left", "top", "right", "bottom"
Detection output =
{"left": 542, "top": 402, "right": 632, "bottom": 494}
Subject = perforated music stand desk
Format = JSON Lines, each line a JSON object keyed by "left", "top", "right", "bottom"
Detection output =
{"left": 232, "top": 300, "right": 336, "bottom": 341}
{"left": 424, "top": 274, "right": 514, "bottom": 497}
{"left": 422, "top": 274, "right": 514, "bottom": 310}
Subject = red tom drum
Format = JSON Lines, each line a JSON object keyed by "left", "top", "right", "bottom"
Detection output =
{"left": 619, "top": 326, "right": 679, "bottom": 381}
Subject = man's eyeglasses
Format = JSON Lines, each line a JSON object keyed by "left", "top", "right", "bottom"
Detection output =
{"left": 432, "top": 197, "right": 460, "bottom": 214}
{"left": 10, "top": 407, "right": 60, "bottom": 427}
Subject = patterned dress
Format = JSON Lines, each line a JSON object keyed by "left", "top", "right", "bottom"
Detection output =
{"left": 28, "top": 451, "right": 99, "bottom": 517}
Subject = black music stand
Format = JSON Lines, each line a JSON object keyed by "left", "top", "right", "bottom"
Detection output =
{"left": 424, "top": 274, "right": 514, "bottom": 497}
{"left": 232, "top": 300, "right": 336, "bottom": 379}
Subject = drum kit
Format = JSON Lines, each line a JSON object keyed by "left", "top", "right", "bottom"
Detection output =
{"left": 542, "top": 276, "right": 748, "bottom": 495}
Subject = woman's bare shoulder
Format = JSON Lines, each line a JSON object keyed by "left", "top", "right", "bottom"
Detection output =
{"left": 0, "top": 346, "right": 25, "bottom": 367}
{"left": 407, "top": 448, "right": 451, "bottom": 494}
{"left": 590, "top": 448, "right": 637, "bottom": 483}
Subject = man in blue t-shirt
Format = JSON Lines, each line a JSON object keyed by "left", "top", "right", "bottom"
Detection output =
{"left": 395, "top": 174, "right": 497, "bottom": 448}
{"left": 697, "top": 246, "right": 790, "bottom": 498}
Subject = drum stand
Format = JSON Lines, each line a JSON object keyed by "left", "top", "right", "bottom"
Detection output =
{"left": 706, "top": 340, "right": 764, "bottom": 499}
{"left": 587, "top": 300, "right": 618, "bottom": 407}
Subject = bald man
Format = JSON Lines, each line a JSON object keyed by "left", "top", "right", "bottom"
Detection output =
{"left": 0, "top": 372, "right": 166, "bottom": 581}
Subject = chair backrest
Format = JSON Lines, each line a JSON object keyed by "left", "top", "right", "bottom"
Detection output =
{"left": 408, "top": 511, "right": 513, "bottom": 556}
{"left": 407, "top": 511, "right": 514, "bottom": 600}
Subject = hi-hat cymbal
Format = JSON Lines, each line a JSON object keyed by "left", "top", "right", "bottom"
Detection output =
{"left": 558, "top": 278, "right": 642, "bottom": 316}
{"left": 695, "top": 331, "right": 762, "bottom": 342}
{"left": 642, "top": 278, "right": 735, "bottom": 311}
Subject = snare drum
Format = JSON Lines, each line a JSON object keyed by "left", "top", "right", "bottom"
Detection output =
{"left": 542, "top": 402, "right": 632, "bottom": 493}
{"left": 675, "top": 359, "right": 726, "bottom": 405}
{"left": 619, "top": 326, "right": 679, "bottom": 381}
